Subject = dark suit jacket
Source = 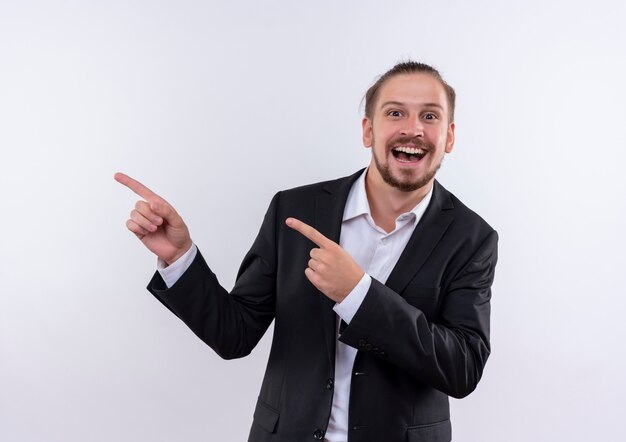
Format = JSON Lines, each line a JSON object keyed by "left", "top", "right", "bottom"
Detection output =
{"left": 148, "top": 169, "right": 498, "bottom": 442}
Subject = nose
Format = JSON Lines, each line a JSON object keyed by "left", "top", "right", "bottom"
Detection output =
{"left": 400, "top": 114, "right": 424, "bottom": 138}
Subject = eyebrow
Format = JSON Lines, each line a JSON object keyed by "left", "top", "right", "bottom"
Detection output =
{"left": 380, "top": 101, "right": 444, "bottom": 111}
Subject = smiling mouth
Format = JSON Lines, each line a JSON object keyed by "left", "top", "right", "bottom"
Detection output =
{"left": 392, "top": 146, "right": 427, "bottom": 162}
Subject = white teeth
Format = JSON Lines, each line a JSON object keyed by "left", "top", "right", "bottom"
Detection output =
{"left": 393, "top": 146, "right": 426, "bottom": 155}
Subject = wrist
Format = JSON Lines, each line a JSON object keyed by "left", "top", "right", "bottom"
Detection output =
{"left": 165, "top": 241, "right": 193, "bottom": 266}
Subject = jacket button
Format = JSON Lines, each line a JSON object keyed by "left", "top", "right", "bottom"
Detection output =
{"left": 326, "top": 378, "right": 334, "bottom": 390}
{"left": 313, "top": 428, "right": 325, "bottom": 440}
{"left": 358, "top": 339, "right": 366, "bottom": 348}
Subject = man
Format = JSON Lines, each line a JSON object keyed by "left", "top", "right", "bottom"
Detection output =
{"left": 116, "top": 61, "right": 498, "bottom": 442}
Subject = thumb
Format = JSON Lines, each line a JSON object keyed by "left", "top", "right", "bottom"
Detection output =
{"left": 151, "top": 201, "right": 182, "bottom": 226}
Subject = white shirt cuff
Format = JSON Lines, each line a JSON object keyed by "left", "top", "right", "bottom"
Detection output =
{"left": 157, "top": 244, "right": 198, "bottom": 288}
{"left": 333, "top": 273, "right": 371, "bottom": 324}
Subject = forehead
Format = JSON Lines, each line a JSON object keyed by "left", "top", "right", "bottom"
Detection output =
{"left": 376, "top": 73, "right": 448, "bottom": 110}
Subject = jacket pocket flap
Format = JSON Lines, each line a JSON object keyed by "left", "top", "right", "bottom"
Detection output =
{"left": 253, "top": 397, "right": 279, "bottom": 433}
{"left": 407, "top": 419, "right": 451, "bottom": 442}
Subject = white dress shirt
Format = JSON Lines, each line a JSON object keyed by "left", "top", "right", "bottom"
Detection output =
{"left": 325, "top": 169, "right": 432, "bottom": 441}
{"left": 157, "top": 168, "right": 433, "bottom": 442}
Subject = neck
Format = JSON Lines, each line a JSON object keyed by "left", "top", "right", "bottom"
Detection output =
{"left": 364, "top": 168, "right": 433, "bottom": 232}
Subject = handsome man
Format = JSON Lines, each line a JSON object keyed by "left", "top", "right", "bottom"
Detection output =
{"left": 116, "top": 61, "right": 498, "bottom": 442}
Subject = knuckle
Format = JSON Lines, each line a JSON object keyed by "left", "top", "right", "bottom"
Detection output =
{"left": 130, "top": 210, "right": 142, "bottom": 222}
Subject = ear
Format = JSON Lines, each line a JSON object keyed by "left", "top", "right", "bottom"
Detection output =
{"left": 362, "top": 117, "right": 372, "bottom": 148}
{"left": 445, "top": 122, "right": 455, "bottom": 154}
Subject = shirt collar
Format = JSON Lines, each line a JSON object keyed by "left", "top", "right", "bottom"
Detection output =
{"left": 342, "top": 167, "right": 434, "bottom": 227}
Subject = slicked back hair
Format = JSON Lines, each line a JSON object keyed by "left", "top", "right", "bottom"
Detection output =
{"left": 364, "top": 61, "right": 456, "bottom": 123}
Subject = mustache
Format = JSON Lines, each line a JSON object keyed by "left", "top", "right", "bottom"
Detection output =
{"left": 387, "top": 137, "right": 434, "bottom": 150}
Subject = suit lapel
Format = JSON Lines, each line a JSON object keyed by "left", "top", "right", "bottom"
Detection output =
{"left": 314, "top": 169, "right": 364, "bottom": 368}
{"left": 385, "top": 180, "right": 455, "bottom": 294}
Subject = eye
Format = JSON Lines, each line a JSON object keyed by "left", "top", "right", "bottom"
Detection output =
{"left": 423, "top": 113, "right": 438, "bottom": 120}
{"left": 387, "top": 110, "right": 403, "bottom": 117}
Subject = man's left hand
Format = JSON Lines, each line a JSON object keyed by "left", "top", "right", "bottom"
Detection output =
{"left": 286, "top": 217, "right": 364, "bottom": 303}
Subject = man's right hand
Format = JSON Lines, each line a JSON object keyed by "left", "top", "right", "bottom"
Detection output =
{"left": 114, "top": 172, "right": 193, "bottom": 266}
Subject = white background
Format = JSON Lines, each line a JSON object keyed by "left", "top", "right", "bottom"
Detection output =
{"left": 1, "top": 1, "right": 625, "bottom": 441}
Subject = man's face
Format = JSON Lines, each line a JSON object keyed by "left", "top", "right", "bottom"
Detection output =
{"left": 362, "top": 73, "right": 455, "bottom": 192}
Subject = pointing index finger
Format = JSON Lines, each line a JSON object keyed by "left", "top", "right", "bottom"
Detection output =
{"left": 286, "top": 217, "right": 332, "bottom": 248}
{"left": 114, "top": 172, "right": 159, "bottom": 200}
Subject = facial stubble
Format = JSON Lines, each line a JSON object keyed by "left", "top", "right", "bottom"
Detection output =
{"left": 371, "top": 135, "right": 446, "bottom": 192}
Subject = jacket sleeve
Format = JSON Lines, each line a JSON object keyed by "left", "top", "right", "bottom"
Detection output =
{"left": 338, "top": 229, "right": 498, "bottom": 398}
{"left": 146, "top": 192, "right": 280, "bottom": 360}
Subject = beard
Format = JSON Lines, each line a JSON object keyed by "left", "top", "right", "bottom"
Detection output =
{"left": 372, "top": 135, "right": 445, "bottom": 192}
